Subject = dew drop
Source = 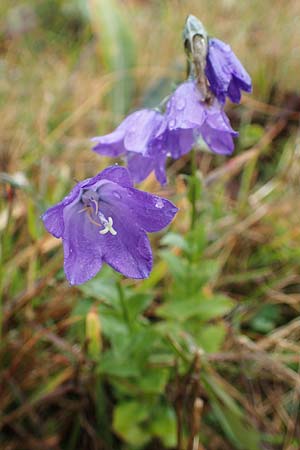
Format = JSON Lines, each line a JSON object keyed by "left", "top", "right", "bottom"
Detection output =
{"left": 169, "top": 119, "right": 176, "bottom": 130}
{"left": 113, "top": 191, "right": 121, "bottom": 199}
{"left": 177, "top": 98, "right": 185, "bottom": 110}
{"left": 155, "top": 198, "right": 164, "bottom": 209}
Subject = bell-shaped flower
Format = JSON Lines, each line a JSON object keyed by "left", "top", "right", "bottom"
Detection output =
{"left": 91, "top": 82, "right": 238, "bottom": 186}
{"left": 132, "top": 80, "right": 238, "bottom": 184}
{"left": 160, "top": 80, "right": 238, "bottom": 157}
{"left": 42, "top": 166, "right": 177, "bottom": 285}
{"left": 205, "top": 38, "right": 252, "bottom": 104}
{"left": 92, "top": 109, "right": 168, "bottom": 184}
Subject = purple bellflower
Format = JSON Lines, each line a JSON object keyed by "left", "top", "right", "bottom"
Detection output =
{"left": 42, "top": 166, "right": 177, "bottom": 285}
{"left": 205, "top": 38, "right": 252, "bottom": 104}
{"left": 132, "top": 81, "right": 238, "bottom": 182}
{"left": 161, "top": 80, "right": 238, "bottom": 157}
{"left": 92, "top": 81, "right": 237, "bottom": 185}
{"left": 92, "top": 109, "right": 167, "bottom": 184}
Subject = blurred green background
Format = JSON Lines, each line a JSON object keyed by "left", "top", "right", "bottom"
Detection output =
{"left": 1, "top": 1, "right": 300, "bottom": 449}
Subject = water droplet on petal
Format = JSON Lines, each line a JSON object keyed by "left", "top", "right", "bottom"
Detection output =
{"left": 177, "top": 98, "right": 185, "bottom": 110}
{"left": 169, "top": 119, "right": 176, "bottom": 130}
{"left": 155, "top": 198, "right": 164, "bottom": 209}
{"left": 113, "top": 191, "right": 121, "bottom": 200}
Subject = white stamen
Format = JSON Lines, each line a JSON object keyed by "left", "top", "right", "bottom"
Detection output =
{"left": 99, "top": 216, "right": 117, "bottom": 235}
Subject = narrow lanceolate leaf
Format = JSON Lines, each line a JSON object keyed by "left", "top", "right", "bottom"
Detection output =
{"left": 87, "top": 0, "right": 136, "bottom": 115}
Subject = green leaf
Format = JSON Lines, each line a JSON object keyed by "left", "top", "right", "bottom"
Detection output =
{"left": 193, "top": 323, "right": 227, "bottom": 353}
{"left": 161, "top": 232, "right": 189, "bottom": 252}
{"left": 239, "top": 123, "right": 264, "bottom": 148}
{"left": 125, "top": 293, "right": 153, "bottom": 322}
{"left": 78, "top": 267, "right": 119, "bottom": 303}
{"left": 136, "top": 368, "right": 169, "bottom": 394}
{"left": 113, "top": 401, "right": 151, "bottom": 446}
{"left": 160, "top": 250, "right": 188, "bottom": 282}
{"left": 149, "top": 404, "right": 177, "bottom": 447}
{"left": 99, "top": 349, "right": 141, "bottom": 378}
{"left": 157, "top": 293, "right": 234, "bottom": 322}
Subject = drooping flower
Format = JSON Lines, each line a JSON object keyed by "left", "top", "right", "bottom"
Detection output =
{"left": 121, "top": 81, "right": 238, "bottom": 184}
{"left": 42, "top": 166, "right": 177, "bottom": 285}
{"left": 92, "top": 109, "right": 166, "bottom": 177}
{"left": 205, "top": 38, "right": 252, "bottom": 104}
{"left": 92, "top": 82, "right": 238, "bottom": 185}
{"left": 160, "top": 80, "right": 238, "bottom": 157}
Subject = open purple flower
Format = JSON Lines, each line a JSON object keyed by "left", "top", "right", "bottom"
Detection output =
{"left": 42, "top": 166, "right": 177, "bottom": 285}
{"left": 205, "top": 38, "right": 252, "bottom": 104}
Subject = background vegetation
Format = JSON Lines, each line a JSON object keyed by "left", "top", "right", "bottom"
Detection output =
{"left": 1, "top": 1, "right": 300, "bottom": 449}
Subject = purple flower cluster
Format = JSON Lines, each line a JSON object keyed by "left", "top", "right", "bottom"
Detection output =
{"left": 92, "top": 37, "right": 251, "bottom": 185}
{"left": 93, "top": 80, "right": 238, "bottom": 185}
{"left": 42, "top": 21, "right": 251, "bottom": 285}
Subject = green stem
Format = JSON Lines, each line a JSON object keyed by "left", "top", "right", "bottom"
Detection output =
{"left": 190, "top": 148, "right": 198, "bottom": 230}
{"left": 116, "top": 280, "right": 131, "bottom": 331}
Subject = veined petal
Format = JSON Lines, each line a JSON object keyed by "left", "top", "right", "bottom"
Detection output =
{"left": 41, "top": 166, "right": 178, "bottom": 284}
{"left": 165, "top": 81, "right": 206, "bottom": 129}
{"left": 41, "top": 184, "right": 81, "bottom": 238}
{"left": 206, "top": 39, "right": 231, "bottom": 93}
{"left": 123, "top": 110, "right": 164, "bottom": 154}
{"left": 228, "top": 51, "right": 252, "bottom": 91}
{"left": 124, "top": 188, "right": 178, "bottom": 232}
{"left": 92, "top": 128, "right": 126, "bottom": 157}
{"left": 62, "top": 203, "right": 103, "bottom": 285}
{"left": 206, "top": 104, "right": 238, "bottom": 135}
{"left": 206, "top": 37, "right": 252, "bottom": 104}
{"left": 164, "top": 127, "right": 195, "bottom": 159}
{"left": 98, "top": 200, "right": 153, "bottom": 278}
{"left": 127, "top": 153, "right": 155, "bottom": 184}
{"left": 201, "top": 122, "right": 235, "bottom": 155}
{"left": 227, "top": 79, "right": 242, "bottom": 103}
{"left": 92, "top": 109, "right": 163, "bottom": 157}
{"left": 97, "top": 180, "right": 177, "bottom": 233}
{"left": 96, "top": 165, "right": 133, "bottom": 188}
{"left": 154, "top": 151, "right": 168, "bottom": 185}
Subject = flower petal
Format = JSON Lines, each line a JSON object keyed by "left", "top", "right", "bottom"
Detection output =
{"left": 127, "top": 153, "right": 155, "bottom": 183}
{"left": 164, "top": 127, "right": 195, "bottom": 159}
{"left": 97, "top": 198, "right": 153, "bottom": 278}
{"left": 165, "top": 82, "right": 206, "bottom": 129}
{"left": 227, "top": 78, "right": 242, "bottom": 103}
{"left": 98, "top": 180, "right": 177, "bottom": 233}
{"left": 201, "top": 122, "right": 235, "bottom": 155}
{"left": 96, "top": 165, "right": 133, "bottom": 188}
{"left": 62, "top": 203, "right": 103, "bottom": 285}
{"left": 92, "top": 128, "right": 126, "bottom": 157}
{"left": 206, "top": 105, "right": 238, "bottom": 135}
{"left": 206, "top": 39, "right": 231, "bottom": 98}
{"left": 41, "top": 184, "right": 81, "bottom": 238}
{"left": 154, "top": 151, "right": 168, "bottom": 185}
{"left": 123, "top": 110, "right": 164, "bottom": 154}
{"left": 124, "top": 188, "right": 178, "bottom": 232}
{"left": 206, "top": 38, "right": 252, "bottom": 104}
{"left": 92, "top": 113, "right": 138, "bottom": 156}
